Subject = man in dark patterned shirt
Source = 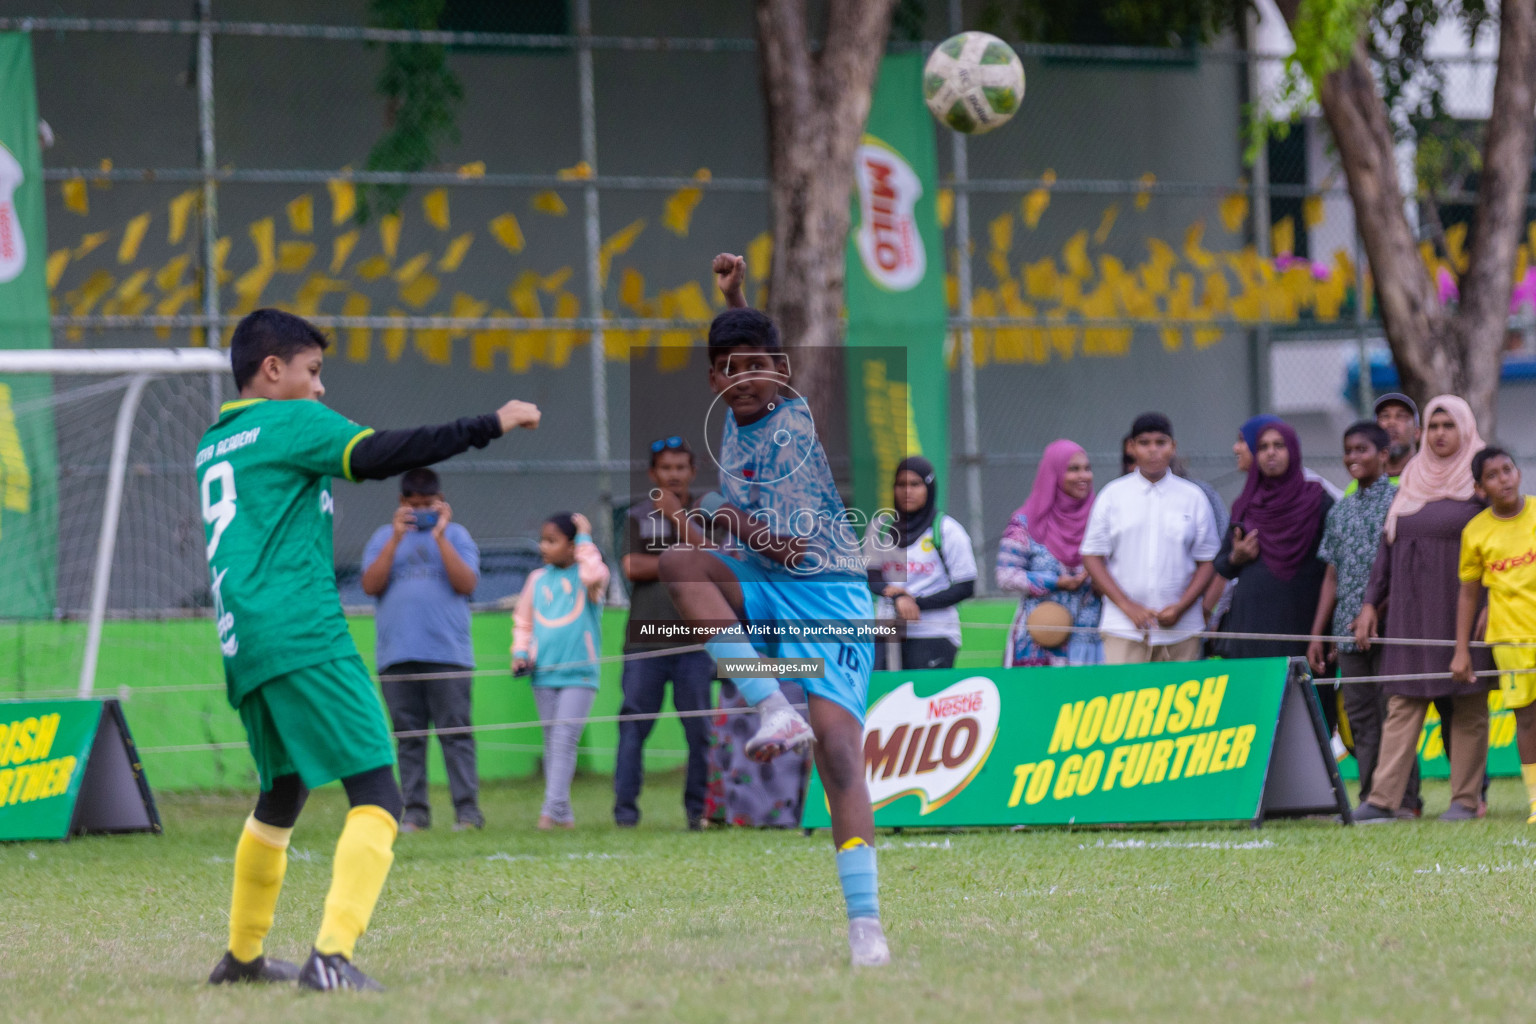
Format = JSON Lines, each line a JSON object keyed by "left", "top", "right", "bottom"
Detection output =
{"left": 1308, "top": 421, "right": 1420, "bottom": 815}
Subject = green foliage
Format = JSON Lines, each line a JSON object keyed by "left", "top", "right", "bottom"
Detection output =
{"left": 979, "top": 0, "right": 1239, "bottom": 48}
{"left": 359, "top": 0, "right": 465, "bottom": 222}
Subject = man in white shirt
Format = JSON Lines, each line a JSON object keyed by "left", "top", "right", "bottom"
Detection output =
{"left": 1082, "top": 412, "right": 1219, "bottom": 664}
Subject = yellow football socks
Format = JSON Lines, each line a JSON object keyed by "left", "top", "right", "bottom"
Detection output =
{"left": 228, "top": 815, "right": 293, "bottom": 962}
{"left": 314, "top": 805, "right": 398, "bottom": 960}
{"left": 1522, "top": 764, "right": 1536, "bottom": 824}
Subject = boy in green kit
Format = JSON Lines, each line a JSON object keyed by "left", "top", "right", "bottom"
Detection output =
{"left": 198, "top": 309, "right": 540, "bottom": 991}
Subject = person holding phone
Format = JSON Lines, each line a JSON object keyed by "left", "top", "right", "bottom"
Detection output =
{"left": 361, "top": 467, "right": 484, "bottom": 833}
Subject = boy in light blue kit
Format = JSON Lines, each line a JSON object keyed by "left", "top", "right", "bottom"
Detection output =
{"left": 657, "top": 252, "right": 886, "bottom": 967}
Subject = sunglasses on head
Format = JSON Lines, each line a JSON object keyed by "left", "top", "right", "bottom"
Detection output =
{"left": 650, "top": 436, "right": 685, "bottom": 453}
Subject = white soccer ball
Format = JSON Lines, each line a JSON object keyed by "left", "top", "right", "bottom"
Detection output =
{"left": 923, "top": 32, "right": 1025, "bottom": 135}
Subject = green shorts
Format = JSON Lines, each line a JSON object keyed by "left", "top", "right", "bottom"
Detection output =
{"left": 238, "top": 655, "right": 395, "bottom": 790}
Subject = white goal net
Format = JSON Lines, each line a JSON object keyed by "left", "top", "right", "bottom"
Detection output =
{"left": 0, "top": 349, "right": 229, "bottom": 707}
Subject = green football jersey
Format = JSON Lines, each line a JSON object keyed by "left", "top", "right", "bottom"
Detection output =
{"left": 195, "top": 398, "right": 375, "bottom": 706}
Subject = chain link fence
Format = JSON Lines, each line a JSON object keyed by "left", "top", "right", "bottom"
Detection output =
{"left": 4, "top": 0, "right": 1534, "bottom": 609}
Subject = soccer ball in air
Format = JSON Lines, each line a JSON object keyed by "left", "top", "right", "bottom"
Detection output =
{"left": 922, "top": 32, "right": 1025, "bottom": 135}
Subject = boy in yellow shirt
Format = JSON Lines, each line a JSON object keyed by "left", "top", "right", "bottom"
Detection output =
{"left": 1453, "top": 446, "right": 1536, "bottom": 820}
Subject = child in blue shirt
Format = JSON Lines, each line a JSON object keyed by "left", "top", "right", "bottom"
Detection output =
{"left": 513, "top": 512, "right": 610, "bottom": 829}
{"left": 656, "top": 253, "right": 886, "bottom": 967}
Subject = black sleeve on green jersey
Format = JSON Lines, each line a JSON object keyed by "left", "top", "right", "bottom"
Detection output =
{"left": 913, "top": 580, "right": 975, "bottom": 611}
{"left": 348, "top": 413, "right": 503, "bottom": 481}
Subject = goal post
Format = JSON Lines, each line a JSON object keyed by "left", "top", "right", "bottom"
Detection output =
{"left": 0, "top": 348, "right": 229, "bottom": 698}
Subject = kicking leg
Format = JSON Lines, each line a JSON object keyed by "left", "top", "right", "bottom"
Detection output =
{"left": 209, "top": 773, "right": 308, "bottom": 984}
{"left": 299, "top": 765, "right": 401, "bottom": 992}
{"left": 807, "top": 696, "right": 888, "bottom": 968}
{"left": 660, "top": 548, "right": 810, "bottom": 761}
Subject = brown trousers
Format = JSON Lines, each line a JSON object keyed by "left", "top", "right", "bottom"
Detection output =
{"left": 1369, "top": 693, "right": 1488, "bottom": 812}
{"left": 1102, "top": 635, "right": 1202, "bottom": 665}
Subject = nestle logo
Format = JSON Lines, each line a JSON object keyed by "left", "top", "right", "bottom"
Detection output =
{"left": 927, "top": 691, "right": 984, "bottom": 720}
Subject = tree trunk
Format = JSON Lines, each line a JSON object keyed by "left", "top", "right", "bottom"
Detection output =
{"left": 756, "top": 0, "right": 896, "bottom": 434}
{"left": 1446, "top": 0, "right": 1536, "bottom": 439}
{"left": 1278, "top": 0, "right": 1536, "bottom": 437}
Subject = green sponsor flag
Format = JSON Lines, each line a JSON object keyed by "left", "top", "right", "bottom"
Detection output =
{"left": 0, "top": 700, "right": 102, "bottom": 840}
{"left": 0, "top": 34, "right": 58, "bottom": 618}
{"left": 844, "top": 53, "right": 949, "bottom": 520}
{"left": 805, "top": 659, "right": 1306, "bottom": 828}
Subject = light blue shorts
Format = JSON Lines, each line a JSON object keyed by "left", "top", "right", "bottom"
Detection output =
{"left": 711, "top": 552, "right": 873, "bottom": 723}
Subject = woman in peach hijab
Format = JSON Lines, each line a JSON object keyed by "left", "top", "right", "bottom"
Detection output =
{"left": 1352, "top": 396, "right": 1494, "bottom": 823}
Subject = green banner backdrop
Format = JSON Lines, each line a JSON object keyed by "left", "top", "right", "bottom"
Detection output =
{"left": 804, "top": 658, "right": 1297, "bottom": 828}
{"left": 0, "top": 34, "right": 58, "bottom": 618}
{"left": 844, "top": 52, "right": 949, "bottom": 520}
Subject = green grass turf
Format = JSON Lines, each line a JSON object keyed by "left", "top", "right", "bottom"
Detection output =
{"left": 6, "top": 773, "right": 1536, "bottom": 1023}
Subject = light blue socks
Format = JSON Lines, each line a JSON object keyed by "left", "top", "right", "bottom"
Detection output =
{"left": 836, "top": 840, "right": 880, "bottom": 920}
{"left": 706, "top": 625, "right": 781, "bottom": 707}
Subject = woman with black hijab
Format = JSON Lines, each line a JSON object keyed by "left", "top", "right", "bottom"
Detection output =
{"left": 864, "top": 456, "right": 978, "bottom": 670}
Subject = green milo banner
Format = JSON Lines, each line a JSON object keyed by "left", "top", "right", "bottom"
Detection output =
{"left": 0, "top": 34, "right": 58, "bottom": 618}
{"left": 844, "top": 52, "right": 949, "bottom": 519}
{"left": 804, "top": 659, "right": 1296, "bottom": 828}
{"left": 0, "top": 700, "right": 101, "bottom": 840}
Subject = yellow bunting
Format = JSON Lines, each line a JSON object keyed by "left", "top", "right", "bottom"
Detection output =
{"left": 233, "top": 265, "right": 275, "bottom": 313}
{"left": 1201, "top": 270, "right": 1229, "bottom": 313}
{"left": 249, "top": 218, "right": 276, "bottom": 268}
{"left": 115, "top": 268, "right": 151, "bottom": 301}
{"left": 277, "top": 241, "right": 315, "bottom": 274}
{"left": 1023, "top": 258, "right": 1059, "bottom": 302}
{"left": 330, "top": 229, "right": 360, "bottom": 274}
{"left": 936, "top": 188, "right": 954, "bottom": 230}
{"left": 92, "top": 158, "right": 113, "bottom": 187}
{"left": 393, "top": 252, "right": 432, "bottom": 284}
{"left": 1182, "top": 221, "right": 1215, "bottom": 271}
{"left": 61, "top": 179, "right": 88, "bottom": 216}
{"left": 541, "top": 266, "right": 573, "bottom": 293}
{"left": 382, "top": 309, "right": 409, "bottom": 362}
{"left": 1022, "top": 168, "right": 1055, "bottom": 229}
{"left": 73, "top": 230, "right": 110, "bottom": 260}
{"left": 1417, "top": 240, "right": 1436, "bottom": 273}
{"left": 399, "top": 272, "right": 439, "bottom": 308}
{"left": 1302, "top": 194, "right": 1325, "bottom": 229}
{"left": 155, "top": 284, "right": 198, "bottom": 338}
{"left": 1161, "top": 327, "right": 1184, "bottom": 351}
{"left": 212, "top": 237, "right": 231, "bottom": 283}
{"left": 65, "top": 270, "right": 115, "bottom": 316}
{"left": 489, "top": 213, "right": 525, "bottom": 253}
{"left": 291, "top": 274, "right": 346, "bottom": 317}
{"left": 1271, "top": 216, "right": 1295, "bottom": 257}
{"left": 156, "top": 254, "right": 189, "bottom": 293}
{"left": 343, "top": 293, "right": 371, "bottom": 362}
{"left": 1218, "top": 192, "right": 1249, "bottom": 233}
{"left": 747, "top": 232, "right": 773, "bottom": 281}
{"left": 167, "top": 190, "right": 199, "bottom": 244}
{"left": 438, "top": 232, "right": 474, "bottom": 272}
{"left": 532, "top": 191, "right": 569, "bottom": 216}
{"left": 1062, "top": 231, "right": 1092, "bottom": 280}
{"left": 379, "top": 213, "right": 402, "bottom": 259}
{"left": 1194, "top": 327, "right": 1223, "bottom": 349}
{"left": 356, "top": 255, "right": 391, "bottom": 281}
{"left": 547, "top": 291, "right": 584, "bottom": 367}
{"left": 1517, "top": 244, "right": 1530, "bottom": 284}
{"left": 1527, "top": 224, "right": 1536, "bottom": 266}
{"left": 117, "top": 213, "right": 151, "bottom": 264}
{"left": 1093, "top": 205, "right": 1119, "bottom": 246}
{"left": 1141, "top": 238, "right": 1176, "bottom": 295}
{"left": 598, "top": 219, "right": 645, "bottom": 284}
{"left": 1134, "top": 173, "right": 1156, "bottom": 211}
{"left": 662, "top": 169, "right": 711, "bottom": 237}
{"left": 458, "top": 161, "right": 486, "bottom": 178}
{"left": 619, "top": 267, "right": 645, "bottom": 308}
{"left": 45, "top": 251, "right": 69, "bottom": 289}
{"left": 423, "top": 189, "right": 450, "bottom": 231}
{"left": 286, "top": 194, "right": 314, "bottom": 235}
{"left": 470, "top": 312, "right": 514, "bottom": 371}
{"left": 557, "top": 162, "right": 593, "bottom": 180}
{"left": 989, "top": 212, "right": 1013, "bottom": 256}
{"left": 328, "top": 173, "right": 357, "bottom": 226}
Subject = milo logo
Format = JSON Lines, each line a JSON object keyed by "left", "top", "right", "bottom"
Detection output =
{"left": 853, "top": 138, "right": 925, "bottom": 292}
{"left": 862, "top": 676, "right": 1000, "bottom": 814}
{"left": 0, "top": 142, "right": 26, "bottom": 284}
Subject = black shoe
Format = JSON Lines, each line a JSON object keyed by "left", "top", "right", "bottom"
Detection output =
{"left": 614, "top": 818, "right": 638, "bottom": 828}
{"left": 687, "top": 817, "right": 704, "bottom": 832}
{"left": 297, "top": 948, "right": 385, "bottom": 992}
{"left": 1351, "top": 802, "right": 1397, "bottom": 825}
{"left": 207, "top": 950, "right": 300, "bottom": 985}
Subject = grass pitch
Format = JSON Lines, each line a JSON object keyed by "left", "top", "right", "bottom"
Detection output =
{"left": 6, "top": 773, "right": 1536, "bottom": 1023}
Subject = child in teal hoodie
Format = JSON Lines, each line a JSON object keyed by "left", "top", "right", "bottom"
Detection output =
{"left": 513, "top": 512, "right": 610, "bottom": 829}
